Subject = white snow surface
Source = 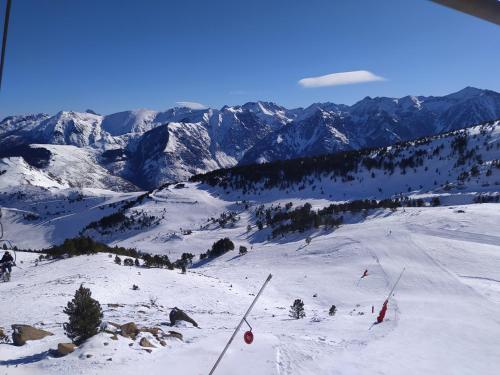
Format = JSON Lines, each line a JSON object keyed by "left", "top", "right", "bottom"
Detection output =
{"left": 1, "top": 182, "right": 500, "bottom": 374}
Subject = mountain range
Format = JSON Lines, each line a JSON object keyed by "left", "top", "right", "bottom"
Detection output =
{"left": 1, "top": 86, "right": 500, "bottom": 190}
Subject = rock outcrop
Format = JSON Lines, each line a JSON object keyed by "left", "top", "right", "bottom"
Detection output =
{"left": 139, "top": 337, "right": 155, "bottom": 348}
{"left": 11, "top": 324, "right": 53, "bottom": 346}
{"left": 56, "top": 342, "right": 77, "bottom": 356}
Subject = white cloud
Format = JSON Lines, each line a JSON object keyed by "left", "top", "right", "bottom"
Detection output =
{"left": 298, "top": 70, "right": 385, "bottom": 88}
{"left": 175, "top": 101, "right": 208, "bottom": 110}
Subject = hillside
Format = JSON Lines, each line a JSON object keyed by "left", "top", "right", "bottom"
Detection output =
{"left": 1, "top": 201, "right": 499, "bottom": 374}
{"left": 192, "top": 121, "right": 500, "bottom": 201}
{"left": 1, "top": 120, "right": 498, "bottom": 250}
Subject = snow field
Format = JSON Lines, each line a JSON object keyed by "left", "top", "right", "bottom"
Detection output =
{"left": 1, "top": 199, "right": 500, "bottom": 374}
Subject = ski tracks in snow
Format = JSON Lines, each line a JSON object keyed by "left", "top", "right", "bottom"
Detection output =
{"left": 407, "top": 223, "right": 500, "bottom": 247}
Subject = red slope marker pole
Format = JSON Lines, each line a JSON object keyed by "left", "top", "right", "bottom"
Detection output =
{"left": 208, "top": 273, "right": 273, "bottom": 375}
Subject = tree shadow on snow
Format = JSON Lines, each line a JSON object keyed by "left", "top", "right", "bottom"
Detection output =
{"left": 0, "top": 350, "right": 52, "bottom": 366}
{"left": 226, "top": 254, "right": 244, "bottom": 262}
{"left": 191, "top": 257, "right": 216, "bottom": 269}
{"left": 192, "top": 251, "right": 244, "bottom": 268}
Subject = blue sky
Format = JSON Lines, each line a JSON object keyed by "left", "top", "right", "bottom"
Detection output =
{"left": 0, "top": 0, "right": 499, "bottom": 118}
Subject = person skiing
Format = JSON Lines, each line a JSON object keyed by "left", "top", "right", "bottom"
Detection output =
{"left": 356, "top": 269, "right": 369, "bottom": 286}
{"left": 0, "top": 251, "right": 14, "bottom": 277}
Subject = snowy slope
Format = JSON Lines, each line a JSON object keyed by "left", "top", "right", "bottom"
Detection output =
{"left": 1, "top": 202, "right": 500, "bottom": 374}
{"left": 30, "top": 144, "right": 137, "bottom": 191}
{"left": 196, "top": 121, "right": 500, "bottom": 204}
{"left": 1, "top": 120, "right": 498, "bottom": 251}
{"left": 0, "top": 144, "right": 137, "bottom": 192}
{"left": 0, "top": 157, "right": 67, "bottom": 190}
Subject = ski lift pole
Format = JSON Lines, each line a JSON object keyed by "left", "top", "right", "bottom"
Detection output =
{"left": 209, "top": 273, "right": 273, "bottom": 375}
{"left": 385, "top": 267, "right": 406, "bottom": 302}
{"left": 0, "top": 208, "right": 3, "bottom": 239}
{"left": 0, "top": 0, "right": 12, "bottom": 90}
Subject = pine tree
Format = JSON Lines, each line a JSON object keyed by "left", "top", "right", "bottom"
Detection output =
{"left": 123, "top": 258, "right": 134, "bottom": 266}
{"left": 431, "top": 197, "right": 441, "bottom": 206}
{"left": 114, "top": 255, "right": 121, "bottom": 265}
{"left": 63, "top": 284, "right": 103, "bottom": 344}
{"left": 289, "top": 299, "right": 306, "bottom": 319}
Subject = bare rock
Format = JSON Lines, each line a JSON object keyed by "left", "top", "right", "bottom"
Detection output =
{"left": 11, "top": 324, "right": 53, "bottom": 346}
{"left": 57, "top": 342, "right": 77, "bottom": 356}
{"left": 120, "top": 322, "right": 139, "bottom": 339}
{"left": 139, "top": 337, "right": 156, "bottom": 348}
{"left": 169, "top": 308, "right": 198, "bottom": 327}
{"left": 0, "top": 327, "right": 7, "bottom": 342}
{"left": 165, "top": 331, "right": 183, "bottom": 341}
{"left": 107, "top": 303, "right": 124, "bottom": 308}
{"left": 140, "top": 326, "right": 163, "bottom": 339}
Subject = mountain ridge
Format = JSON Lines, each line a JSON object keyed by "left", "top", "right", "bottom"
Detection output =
{"left": 1, "top": 87, "right": 500, "bottom": 189}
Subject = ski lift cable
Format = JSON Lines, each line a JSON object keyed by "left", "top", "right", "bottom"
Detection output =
{"left": 0, "top": 0, "right": 12, "bottom": 90}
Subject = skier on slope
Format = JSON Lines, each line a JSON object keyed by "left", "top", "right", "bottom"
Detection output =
{"left": 0, "top": 251, "right": 14, "bottom": 276}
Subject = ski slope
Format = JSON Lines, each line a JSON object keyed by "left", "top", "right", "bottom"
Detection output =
{"left": 1, "top": 201, "right": 500, "bottom": 374}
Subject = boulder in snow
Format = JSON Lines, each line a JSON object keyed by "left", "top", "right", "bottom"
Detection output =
{"left": 139, "top": 337, "right": 155, "bottom": 348}
{"left": 119, "top": 322, "right": 140, "bottom": 339}
{"left": 56, "top": 342, "right": 77, "bottom": 356}
{"left": 166, "top": 330, "right": 183, "bottom": 341}
{"left": 11, "top": 324, "right": 53, "bottom": 346}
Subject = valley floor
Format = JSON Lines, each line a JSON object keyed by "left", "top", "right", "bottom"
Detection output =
{"left": 1, "top": 203, "right": 500, "bottom": 374}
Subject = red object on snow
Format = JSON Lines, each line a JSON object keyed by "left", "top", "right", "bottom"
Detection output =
{"left": 377, "top": 300, "right": 388, "bottom": 323}
{"left": 244, "top": 330, "right": 254, "bottom": 344}
{"left": 362, "top": 269, "right": 368, "bottom": 278}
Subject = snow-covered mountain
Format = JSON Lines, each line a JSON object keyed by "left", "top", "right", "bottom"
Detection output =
{"left": 241, "top": 87, "right": 500, "bottom": 164}
{"left": 1, "top": 87, "right": 500, "bottom": 189}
